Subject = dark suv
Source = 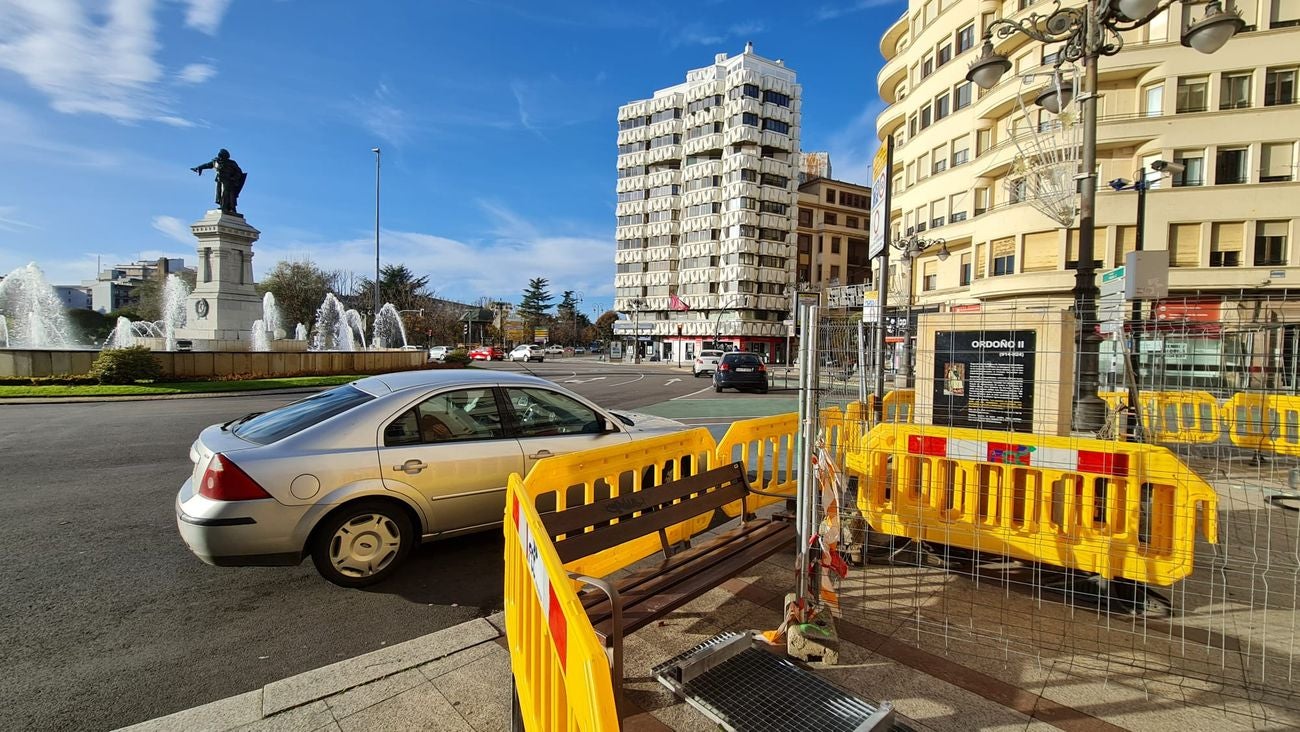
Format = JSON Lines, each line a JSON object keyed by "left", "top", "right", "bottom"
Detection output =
{"left": 713, "top": 352, "right": 769, "bottom": 394}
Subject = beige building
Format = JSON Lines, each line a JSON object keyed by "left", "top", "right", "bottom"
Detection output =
{"left": 795, "top": 177, "right": 873, "bottom": 289}
{"left": 614, "top": 44, "right": 801, "bottom": 363}
{"left": 876, "top": 0, "right": 1299, "bottom": 387}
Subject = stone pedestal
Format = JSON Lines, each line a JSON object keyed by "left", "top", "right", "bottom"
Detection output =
{"left": 174, "top": 210, "right": 261, "bottom": 348}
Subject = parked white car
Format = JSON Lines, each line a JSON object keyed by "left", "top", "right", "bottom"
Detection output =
{"left": 175, "top": 371, "right": 688, "bottom": 586}
{"left": 427, "top": 346, "right": 450, "bottom": 363}
{"left": 509, "top": 344, "right": 545, "bottom": 362}
{"left": 544, "top": 345, "right": 565, "bottom": 355}
{"left": 692, "top": 349, "right": 725, "bottom": 377}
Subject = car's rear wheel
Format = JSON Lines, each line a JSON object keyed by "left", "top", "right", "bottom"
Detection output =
{"left": 715, "top": 384, "right": 723, "bottom": 393}
{"left": 310, "top": 500, "right": 413, "bottom": 588}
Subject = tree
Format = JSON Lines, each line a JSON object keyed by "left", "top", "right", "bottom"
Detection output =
{"left": 64, "top": 308, "right": 114, "bottom": 345}
{"left": 352, "top": 264, "right": 432, "bottom": 315}
{"left": 594, "top": 310, "right": 619, "bottom": 342}
{"left": 258, "top": 261, "right": 338, "bottom": 333}
{"left": 554, "top": 290, "right": 588, "bottom": 346}
{"left": 516, "top": 277, "right": 554, "bottom": 332}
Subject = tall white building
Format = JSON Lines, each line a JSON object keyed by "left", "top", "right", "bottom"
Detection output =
{"left": 614, "top": 43, "right": 802, "bottom": 364}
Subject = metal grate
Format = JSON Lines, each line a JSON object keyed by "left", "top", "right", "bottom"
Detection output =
{"left": 653, "top": 632, "right": 906, "bottom": 732}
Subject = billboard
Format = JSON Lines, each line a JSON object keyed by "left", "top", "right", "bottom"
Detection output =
{"left": 868, "top": 139, "right": 892, "bottom": 259}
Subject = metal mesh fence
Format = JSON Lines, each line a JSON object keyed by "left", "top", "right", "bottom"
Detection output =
{"left": 804, "top": 295, "right": 1300, "bottom": 727}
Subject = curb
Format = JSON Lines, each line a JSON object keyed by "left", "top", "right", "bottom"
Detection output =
{"left": 117, "top": 613, "right": 505, "bottom": 732}
{"left": 0, "top": 387, "right": 329, "bottom": 405}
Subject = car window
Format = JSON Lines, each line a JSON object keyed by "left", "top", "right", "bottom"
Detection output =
{"left": 701, "top": 350, "right": 723, "bottom": 358}
{"left": 505, "top": 388, "right": 603, "bottom": 438}
{"left": 725, "top": 354, "right": 762, "bottom": 367}
{"left": 385, "top": 387, "right": 505, "bottom": 446}
{"left": 234, "top": 385, "right": 375, "bottom": 445}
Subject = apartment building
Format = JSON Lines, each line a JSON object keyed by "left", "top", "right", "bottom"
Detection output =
{"left": 796, "top": 177, "right": 873, "bottom": 290}
{"left": 876, "top": 0, "right": 1300, "bottom": 386}
{"left": 614, "top": 43, "right": 801, "bottom": 364}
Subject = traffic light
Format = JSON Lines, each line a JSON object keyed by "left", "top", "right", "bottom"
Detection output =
{"left": 462, "top": 323, "right": 469, "bottom": 336}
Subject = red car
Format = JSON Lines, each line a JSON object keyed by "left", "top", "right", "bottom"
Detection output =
{"left": 469, "top": 346, "right": 503, "bottom": 361}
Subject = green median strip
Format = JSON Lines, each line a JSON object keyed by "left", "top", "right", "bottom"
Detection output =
{"left": 0, "top": 375, "right": 364, "bottom": 398}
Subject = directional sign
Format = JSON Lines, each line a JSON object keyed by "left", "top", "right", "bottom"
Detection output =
{"left": 1099, "top": 266, "right": 1125, "bottom": 335}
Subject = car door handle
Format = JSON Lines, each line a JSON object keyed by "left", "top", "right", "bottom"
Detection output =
{"left": 528, "top": 450, "right": 554, "bottom": 460}
{"left": 393, "top": 459, "right": 427, "bottom": 474}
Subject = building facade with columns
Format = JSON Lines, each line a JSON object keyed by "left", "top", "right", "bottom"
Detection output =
{"left": 877, "top": 0, "right": 1300, "bottom": 388}
{"left": 613, "top": 43, "right": 801, "bottom": 364}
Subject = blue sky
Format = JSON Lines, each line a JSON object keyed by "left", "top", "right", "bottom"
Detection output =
{"left": 0, "top": 0, "right": 902, "bottom": 314}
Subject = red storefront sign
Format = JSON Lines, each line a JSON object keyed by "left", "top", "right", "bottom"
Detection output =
{"left": 1154, "top": 297, "right": 1221, "bottom": 322}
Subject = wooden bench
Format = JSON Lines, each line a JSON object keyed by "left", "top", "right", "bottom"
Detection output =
{"left": 538, "top": 462, "right": 795, "bottom": 715}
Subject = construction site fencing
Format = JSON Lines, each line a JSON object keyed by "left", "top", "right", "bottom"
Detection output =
{"left": 806, "top": 298, "right": 1300, "bottom": 726}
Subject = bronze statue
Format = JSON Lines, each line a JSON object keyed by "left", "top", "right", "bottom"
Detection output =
{"left": 191, "top": 149, "right": 247, "bottom": 215}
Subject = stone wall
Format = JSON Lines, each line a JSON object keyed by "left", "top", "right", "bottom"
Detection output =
{"left": 0, "top": 349, "right": 427, "bottom": 379}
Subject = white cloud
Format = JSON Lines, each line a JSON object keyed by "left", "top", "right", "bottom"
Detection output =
{"left": 0, "top": 206, "right": 38, "bottom": 233}
{"left": 0, "top": 1, "right": 223, "bottom": 125}
{"left": 151, "top": 215, "right": 192, "bottom": 244}
{"left": 673, "top": 21, "right": 765, "bottom": 48}
{"left": 813, "top": 0, "right": 903, "bottom": 22}
{"left": 823, "top": 100, "right": 887, "bottom": 187}
{"left": 177, "top": 62, "right": 216, "bottom": 84}
{"left": 184, "top": 0, "right": 233, "bottom": 35}
{"left": 356, "top": 82, "right": 411, "bottom": 147}
{"left": 256, "top": 204, "right": 615, "bottom": 304}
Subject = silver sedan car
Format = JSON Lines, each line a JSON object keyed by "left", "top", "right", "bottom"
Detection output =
{"left": 176, "top": 370, "right": 687, "bottom": 587}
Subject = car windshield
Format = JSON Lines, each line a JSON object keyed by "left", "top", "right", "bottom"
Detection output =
{"left": 725, "top": 354, "right": 762, "bottom": 367}
{"left": 701, "top": 350, "right": 723, "bottom": 358}
{"left": 233, "top": 385, "right": 375, "bottom": 445}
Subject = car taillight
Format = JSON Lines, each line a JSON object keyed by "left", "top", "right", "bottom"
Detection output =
{"left": 199, "top": 453, "right": 272, "bottom": 501}
{"left": 757, "top": 363, "right": 766, "bottom": 372}
{"left": 719, "top": 362, "right": 731, "bottom": 371}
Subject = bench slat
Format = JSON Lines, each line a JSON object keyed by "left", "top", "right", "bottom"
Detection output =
{"left": 579, "top": 519, "right": 785, "bottom": 613}
{"left": 540, "top": 463, "right": 747, "bottom": 539}
{"left": 549, "top": 468, "right": 752, "bottom": 564}
{"left": 591, "top": 522, "right": 795, "bottom": 638}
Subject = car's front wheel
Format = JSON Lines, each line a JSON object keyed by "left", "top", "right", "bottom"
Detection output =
{"left": 310, "top": 500, "right": 414, "bottom": 588}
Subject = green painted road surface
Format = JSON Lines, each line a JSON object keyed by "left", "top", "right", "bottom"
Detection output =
{"left": 636, "top": 396, "right": 799, "bottom": 419}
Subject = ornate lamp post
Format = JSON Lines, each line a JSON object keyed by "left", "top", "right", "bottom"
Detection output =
{"left": 966, "top": 0, "right": 1244, "bottom": 432}
{"left": 890, "top": 235, "right": 948, "bottom": 388}
{"left": 628, "top": 297, "right": 645, "bottom": 364}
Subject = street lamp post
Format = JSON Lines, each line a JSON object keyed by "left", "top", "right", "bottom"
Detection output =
{"left": 890, "top": 235, "right": 948, "bottom": 388}
{"left": 966, "top": 0, "right": 1244, "bottom": 433}
{"left": 371, "top": 147, "right": 381, "bottom": 325}
{"left": 629, "top": 297, "right": 645, "bottom": 364}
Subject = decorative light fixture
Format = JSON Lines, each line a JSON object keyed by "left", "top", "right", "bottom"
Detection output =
{"left": 1181, "top": 0, "right": 1246, "bottom": 54}
{"left": 966, "top": 40, "right": 1012, "bottom": 90}
{"left": 1117, "top": 0, "right": 1160, "bottom": 20}
{"left": 1034, "top": 74, "right": 1074, "bottom": 114}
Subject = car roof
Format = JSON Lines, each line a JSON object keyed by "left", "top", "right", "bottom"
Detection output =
{"left": 351, "top": 369, "right": 553, "bottom": 395}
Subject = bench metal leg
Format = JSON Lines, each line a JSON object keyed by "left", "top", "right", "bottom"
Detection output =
{"left": 570, "top": 572, "right": 625, "bottom": 719}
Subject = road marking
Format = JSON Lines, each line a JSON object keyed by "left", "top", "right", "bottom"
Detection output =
{"left": 606, "top": 374, "right": 644, "bottom": 387}
{"left": 665, "top": 378, "right": 681, "bottom": 386}
{"left": 562, "top": 375, "right": 606, "bottom": 384}
{"left": 670, "top": 385, "right": 715, "bottom": 401}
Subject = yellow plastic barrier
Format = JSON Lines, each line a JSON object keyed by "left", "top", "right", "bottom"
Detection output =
{"left": 516, "top": 428, "right": 718, "bottom": 580}
{"left": 1099, "top": 390, "right": 1222, "bottom": 444}
{"left": 883, "top": 389, "right": 915, "bottom": 424}
{"left": 1222, "top": 393, "right": 1300, "bottom": 456}
{"left": 847, "top": 424, "right": 1218, "bottom": 586}
{"left": 505, "top": 477, "right": 619, "bottom": 732}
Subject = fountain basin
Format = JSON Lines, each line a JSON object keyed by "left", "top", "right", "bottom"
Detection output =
{"left": 0, "top": 348, "right": 426, "bottom": 379}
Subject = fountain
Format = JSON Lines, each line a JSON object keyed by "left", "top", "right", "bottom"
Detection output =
{"left": 250, "top": 292, "right": 283, "bottom": 352}
{"left": 311, "top": 293, "right": 357, "bottom": 351}
{"left": 104, "top": 317, "right": 137, "bottom": 348}
{"left": 160, "top": 274, "right": 190, "bottom": 351}
{"left": 0, "top": 263, "right": 74, "bottom": 348}
{"left": 294, "top": 323, "right": 307, "bottom": 341}
{"left": 345, "top": 309, "right": 367, "bottom": 350}
{"left": 372, "top": 303, "right": 409, "bottom": 349}
{"left": 0, "top": 315, "right": 8, "bottom": 347}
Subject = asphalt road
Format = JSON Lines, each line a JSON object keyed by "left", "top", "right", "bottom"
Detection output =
{"left": 0, "top": 360, "right": 770, "bottom": 731}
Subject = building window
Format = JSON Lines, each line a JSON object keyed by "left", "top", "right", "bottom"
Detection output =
{"left": 959, "top": 253, "right": 972, "bottom": 285}
{"left": 934, "top": 93, "right": 951, "bottom": 120}
{"left": 1266, "top": 67, "right": 1297, "bottom": 106}
{"left": 762, "top": 118, "right": 790, "bottom": 134}
{"left": 1271, "top": 0, "right": 1300, "bottom": 27}
{"left": 933, "top": 157, "right": 947, "bottom": 174}
{"left": 743, "top": 84, "right": 759, "bottom": 99}
{"left": 740, "top": 112, "right": 759, "bottom": 126}
{"left": 1262, "top": 142, "right": 1295, "bottom": 182}
{"left": 922, "top": 58, "right": 934, "bottom": 78}
{"left": 1019, "top": 0, "right": 1034, "bottom": 9}
{"left": 1176, "top": 76, "right": 1208, "bottom": 112}
{"left": 993, "top": 254, "right": 1015, "bottom": 275}
{"left": 1173, "top": 151, "right": 1205, "bottom": 186}
{"left": 951, "top": 210, "right": 968, "bottom": 222}
{"left": 923, "top": 273, "right": 938, "bottom": 291}
{"left": 920, "top": 103, "right": 932, "bottom": 129}
{"left": 1216, "top": 147, "right": 1249, "bottom": 184}
{"left": 1220, "top": 72, "right": 1252, "bottom": 110}
{"left": 1143, "top": 83, "right": 1164, "bottom": 116}
{"left": 839, "top": 191, "right": 869, "bottom": 208}
{"left": 957, "top": 23, "right": 975, "bottom": 53}
{"left": 953, "top": 147, "right": 969, "bottom": 166}
{"left": 954, "top": 82, "right": 973, "bottom": 110}
{"left": 825, "top": 188, "right": 835, "bottom": 202}
{"left": 762, "top": 89, "right": 790, "bottom": 107}
{"left": 825, "top": 212, "right": 838, "bottom": 225}
{"left": 1210, "top": 222, "right": 1243, "bottom": 266}
{"left": 1256, "top": 221, "right": 1289, "bottom": 266}
{"left": 831, "top": 237, "right": 841, "bottom": 254}
{"left": 798, "top": 207, "right": 813, "bottom": 226}
{"left": 797, "top": 233, "right": 812, "bottom": 253}
{"left": 846, "top": 215, "right": 860, "bottom": 228}
{"left": 937, "top": 43, "right": 952, "bottom": 67}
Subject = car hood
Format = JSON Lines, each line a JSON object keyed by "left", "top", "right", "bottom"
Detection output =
{"left": 609, "top": 410, "right": 687, "bottom": 435}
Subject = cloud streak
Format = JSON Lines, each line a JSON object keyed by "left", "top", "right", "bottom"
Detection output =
{"left": 672, "top": 21, "right": 765, "bottom": 48}
{"left": 813, "top": 0, "right": 903, "bottom": 22}
{"left": 151, "top": 215, "right": 192, "bottom": 244}
{"left": 177, "top": 62, "right": 217, "bottom": 84}
{"left": 184, "top": 0, "right": 233, "bottom": 35}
